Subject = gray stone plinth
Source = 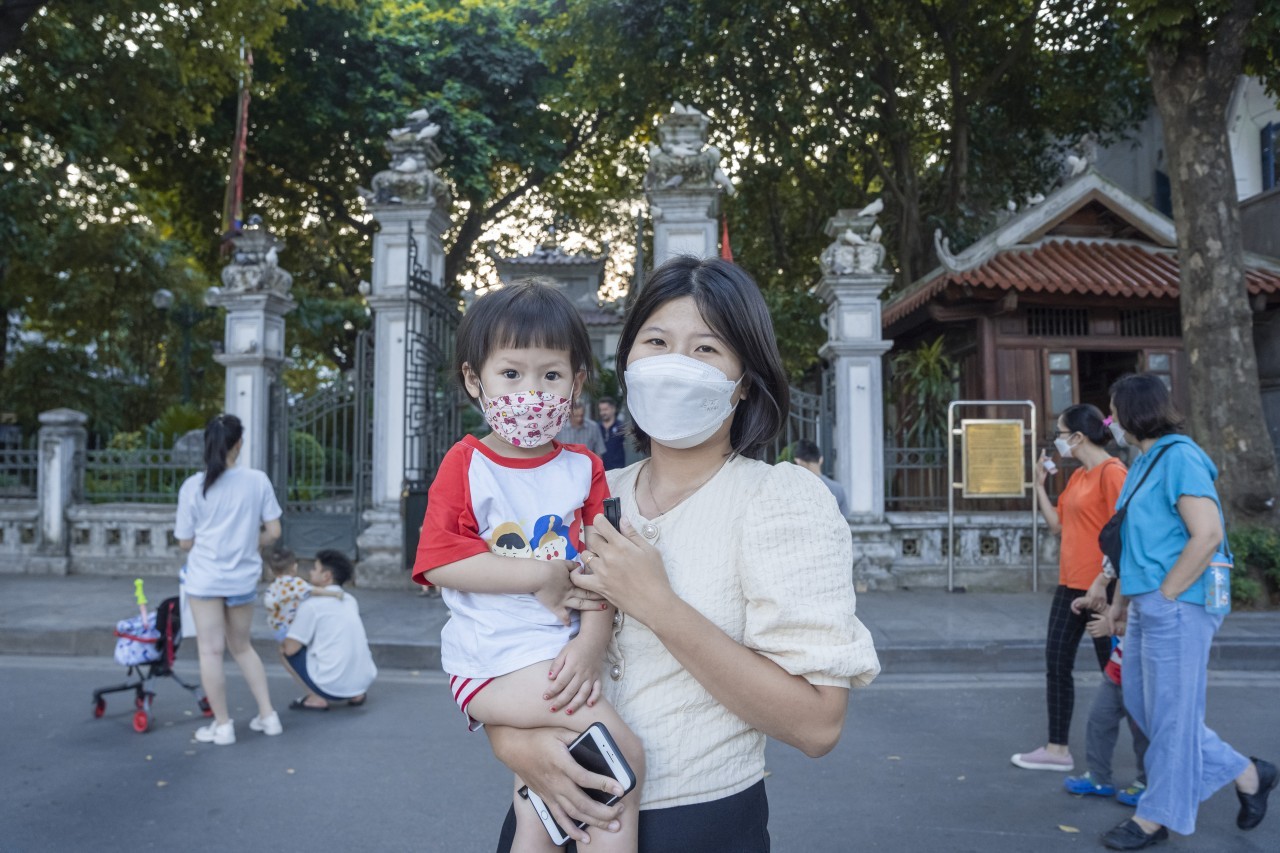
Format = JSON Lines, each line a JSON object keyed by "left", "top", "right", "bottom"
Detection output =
{"left": 355, "top": 505, "right": 416, "bottom": 590}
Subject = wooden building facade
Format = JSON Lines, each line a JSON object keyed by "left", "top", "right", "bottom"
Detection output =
{"left": 883, "top": 171, "right": 1280, "bottom": 447}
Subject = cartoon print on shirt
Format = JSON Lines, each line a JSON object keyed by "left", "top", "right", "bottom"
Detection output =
{"left": 531, "top": 513, "right": 578, "bottom": 562}
{"left": 487, "top": 521, "right": 532, "bottom": 558}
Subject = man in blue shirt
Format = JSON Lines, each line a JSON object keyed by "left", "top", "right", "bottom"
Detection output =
{"left": 597, "top": 397, "right": 627, "bottom": 470}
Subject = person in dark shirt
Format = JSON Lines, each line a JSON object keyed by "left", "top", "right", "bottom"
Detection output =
{"left": 597, "top": 396, "right": 627, "bottom": 470}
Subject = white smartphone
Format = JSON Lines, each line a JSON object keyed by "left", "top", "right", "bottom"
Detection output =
{"left": 518, "top": 722, "right": 637, "bottom": 846}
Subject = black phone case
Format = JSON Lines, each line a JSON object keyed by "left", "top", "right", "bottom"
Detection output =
{"left": 603, "top": 497, "right": 621, "bottom": 530}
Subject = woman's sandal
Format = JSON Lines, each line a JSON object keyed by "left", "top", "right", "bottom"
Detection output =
{"left": 289, "top": 696, "right": 330, "bottom": 711}
{"left": 347, "top": 694, "right": 367, "bottom": 707}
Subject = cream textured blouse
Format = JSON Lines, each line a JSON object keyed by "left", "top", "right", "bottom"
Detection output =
{"left": 602, "top": 455, "right": 880, "bottom": 810}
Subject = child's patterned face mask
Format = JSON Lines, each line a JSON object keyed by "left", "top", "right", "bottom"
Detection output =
{"left": 479, "top": 387, "right": 572, "bottom": 448}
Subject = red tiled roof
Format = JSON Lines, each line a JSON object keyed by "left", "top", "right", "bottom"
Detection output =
{"left": 883, "top": 239, "right": 1280, "bottom": 327}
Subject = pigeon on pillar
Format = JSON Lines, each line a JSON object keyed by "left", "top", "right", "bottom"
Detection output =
{"left": 856, "top": 198, "right": 884, "bottom": 218}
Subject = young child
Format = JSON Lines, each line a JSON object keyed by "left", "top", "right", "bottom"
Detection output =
{"left": 262, "top": 546, "right": 343, "bottom": 642}
{"left": 1065, "top": 593, "right": 1149, "bottom": 806}
{"left": 412, "top": 279, "right": 644, "bottom": 852}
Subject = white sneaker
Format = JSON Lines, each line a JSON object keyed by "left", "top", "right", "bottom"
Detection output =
{"left": 249, "top": 711, "right": 283, "bottom": 736}
{"left": 195, "top": 719, "right": 236, "bottom": 745}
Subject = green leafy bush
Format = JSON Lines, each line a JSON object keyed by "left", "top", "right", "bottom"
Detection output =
{"left": 1227, "top": 526, "right": 1280, "bottom": 607}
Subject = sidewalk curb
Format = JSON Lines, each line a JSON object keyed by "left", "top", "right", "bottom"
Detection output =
{"left": 7, "top": 629, "right": 1275, "bottom": 675}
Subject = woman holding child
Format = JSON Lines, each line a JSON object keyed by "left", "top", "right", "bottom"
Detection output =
{"left": 485, "top": 256, "right": 880, "bottom": 851}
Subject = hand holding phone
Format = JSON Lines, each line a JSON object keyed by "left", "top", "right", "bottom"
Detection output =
{"left": 519, "top": 722, "right": 636, "bottom": 846}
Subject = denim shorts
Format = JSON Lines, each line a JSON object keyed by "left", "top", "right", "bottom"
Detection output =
{"left": 189, "top": 590, "right": 258, "bottom": 608}
{"left": 283, "top": 648, "right": 343, "bottom": 702}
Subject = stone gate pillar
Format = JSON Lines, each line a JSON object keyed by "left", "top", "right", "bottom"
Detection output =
{"left": 33, "top": 407, "right": 87, "bottom": 574}
{"left": 817, "top": 208, "right": 894, "bottom": 520}
{"left": 210, "top": 221, "right": 295, "bottom": 472}
{"left": 357, "top": 108, "right": 452, "bottom": 584}
{"left": 644, "top": 103, "right": 733, "bottom": 267}
{"left": 817, "top": 208, "right": 896, "bottom": 588}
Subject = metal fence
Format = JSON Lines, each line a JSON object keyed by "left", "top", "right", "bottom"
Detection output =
{"left": 83, "top": 433, "right": 203, "bottom": 503}
{"left": 766, "top": 385, "right": 830, "bottom": 465}
{"left": 0, "top": 436, "right": 38, "bottom": 497}
{"left": 884, "top": 445, "right": 948, "bottom": 510}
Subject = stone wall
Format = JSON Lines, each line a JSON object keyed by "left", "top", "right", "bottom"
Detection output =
{"left": 65, "top": 503, "right": 186, "bottom": 578}
{"left": 856, "top": 512, "right": 1059, "bottom": 592}
{"left": 0, "top": 500, "right": 40, "bottom": 569}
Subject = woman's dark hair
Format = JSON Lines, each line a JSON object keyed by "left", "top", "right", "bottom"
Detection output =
{"left": 1059, "top": 403, "right": 1110, "bottom": 446}
{"left": 454, "top": 278, "right": 594, "bottom": 395}
{"left": 202, "top": 414, "right": 244, "bottom": 496}
{"left": 1109, "top": 373, "right": 1184, "bottom": 440}
{"left": 616, "top": 256, "right": 790, "bottom": 459}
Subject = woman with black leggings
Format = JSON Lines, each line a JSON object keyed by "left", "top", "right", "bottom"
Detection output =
{"left": 1013, "top": 404, "right": 1126, "bottom": 772}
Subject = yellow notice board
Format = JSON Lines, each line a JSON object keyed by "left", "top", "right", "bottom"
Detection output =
{"left": 961, "top": 419, "right": 1025, "bottom": 498}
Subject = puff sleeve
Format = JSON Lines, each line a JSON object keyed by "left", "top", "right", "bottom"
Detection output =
{"left": 736, "top": 463, "right": 880, "bottom": 688}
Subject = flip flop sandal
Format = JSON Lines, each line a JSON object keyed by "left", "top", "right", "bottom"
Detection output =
{"left": 289, "top": 697, "right": 330, "bottom": 711}
{"left": 347, "top": 695, "right": 367, "bottom": 707}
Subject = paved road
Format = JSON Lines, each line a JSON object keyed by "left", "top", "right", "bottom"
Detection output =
{"left": 4, "top": 657, "right": 1278, "bottom": 853}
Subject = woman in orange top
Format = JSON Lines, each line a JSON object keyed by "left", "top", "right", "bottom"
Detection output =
{"left": 1013, "top": 403, "right": 1127, "bottom": 773}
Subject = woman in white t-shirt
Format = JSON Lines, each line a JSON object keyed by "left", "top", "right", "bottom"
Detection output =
{"left": 175, "top": 414, "right": 284, "bottom": 746}
{"left": 487, "top": 257, "right": 881, "bottom": 851}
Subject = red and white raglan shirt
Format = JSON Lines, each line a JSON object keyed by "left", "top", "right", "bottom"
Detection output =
{"left": 413, "top": 435, "right": 608, "bottom": 682}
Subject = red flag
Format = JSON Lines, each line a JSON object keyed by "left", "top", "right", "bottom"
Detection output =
{"left": 221, "top": 45, "right": 253, "bottom": 244}
{"left": 720, "top": 214, "right": 733, "bottom": 262}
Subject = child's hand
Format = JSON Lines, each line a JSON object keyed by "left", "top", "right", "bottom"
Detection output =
{"left": 533, "top": 559, "right": 602, "bottom": 626}
{"left": 1085, "top": 611, "right": 1114, "bottom": 638}
{"left": 544, "top": 638, "right": 603, "bottom": 716}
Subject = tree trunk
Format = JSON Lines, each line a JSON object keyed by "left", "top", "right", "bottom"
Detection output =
{"left": 1148, "top": 37, "right": 1280, "bottom": 524}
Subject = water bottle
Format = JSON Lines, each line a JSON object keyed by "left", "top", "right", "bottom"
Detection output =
{"left": 1204, "top": 560, "right": 1231, "bottom": 615}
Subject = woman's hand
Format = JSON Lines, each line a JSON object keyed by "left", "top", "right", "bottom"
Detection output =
{"left": 533, "top": 559, "right": 604, "bottom": 626}
{"left": 545, "top": 636, "right": 603, "bottom": 715}
{"left": 259, "top": 518, "right": 281, "bottom": 549}
{"left": 577, "top": 515, "right": 676, "bottom": 627}
{"left": 1035, "top": 450, "right": 1050, "bottom": 489}
{"left": 486, "top": 725, "right": 624, "bottom": 845}
{"left": 1073, "top": 573, "right": 1110, "bottom": 614}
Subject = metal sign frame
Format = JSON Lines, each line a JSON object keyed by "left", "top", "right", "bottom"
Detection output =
{"left": 946, "top": 400, "right": 1039, "bottom": 592}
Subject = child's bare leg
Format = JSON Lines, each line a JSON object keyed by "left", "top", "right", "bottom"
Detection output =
{"left": 468, "top": 663, "right": 645, "bottom": 852}
{"left": 511, "top": 774, "right": 558, "bottom": 853}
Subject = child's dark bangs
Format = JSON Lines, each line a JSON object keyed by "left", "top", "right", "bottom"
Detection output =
{"left": 490, "top": 300, "right": 576, "bottom": 357}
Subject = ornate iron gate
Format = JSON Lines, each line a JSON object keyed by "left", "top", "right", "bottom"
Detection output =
{"left": 401, "top": 224, "right": 464, "bottom": 566}
{"left": 766, "top": 364, "right": 834, "bottom": 470}
{"left": 272, "top": 330, "right": 374, "bottom": 558}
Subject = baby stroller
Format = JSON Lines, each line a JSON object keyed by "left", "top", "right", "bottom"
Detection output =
{"left": 91, "top": 588, "right": 211, "bottom": 733}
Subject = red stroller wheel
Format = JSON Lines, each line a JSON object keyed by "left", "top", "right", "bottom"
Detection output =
{"left": 93, "top": 698, "right": 106, "bottom": 718}
{"left": 132, "top": 709, "right": 152, "bottom": 733}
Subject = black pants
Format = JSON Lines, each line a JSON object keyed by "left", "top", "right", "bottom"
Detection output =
{"left": 495, "top": 780, "right": 770, "bottom": 853}
{"left": 1046, "top": 584, "right": 1112, "bottom": 745}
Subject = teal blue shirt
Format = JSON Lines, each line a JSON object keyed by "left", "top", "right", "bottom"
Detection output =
{"left": 1117, "top": 434, "right": 1220, "bottom": 603}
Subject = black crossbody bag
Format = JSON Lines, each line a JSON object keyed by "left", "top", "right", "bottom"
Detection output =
{"left": 1097, "top": 444, "right": 1173, "bottom": 577}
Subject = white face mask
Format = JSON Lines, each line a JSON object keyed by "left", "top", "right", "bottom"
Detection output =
{"left": 624, "top": 354, "right": 740, "bottom": 449}
{"left": 1053, "top": 436, "right": 1074, "bottom": 459}
{"left": 1106, "top": 418, "right": 1128, "bottom": 448}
